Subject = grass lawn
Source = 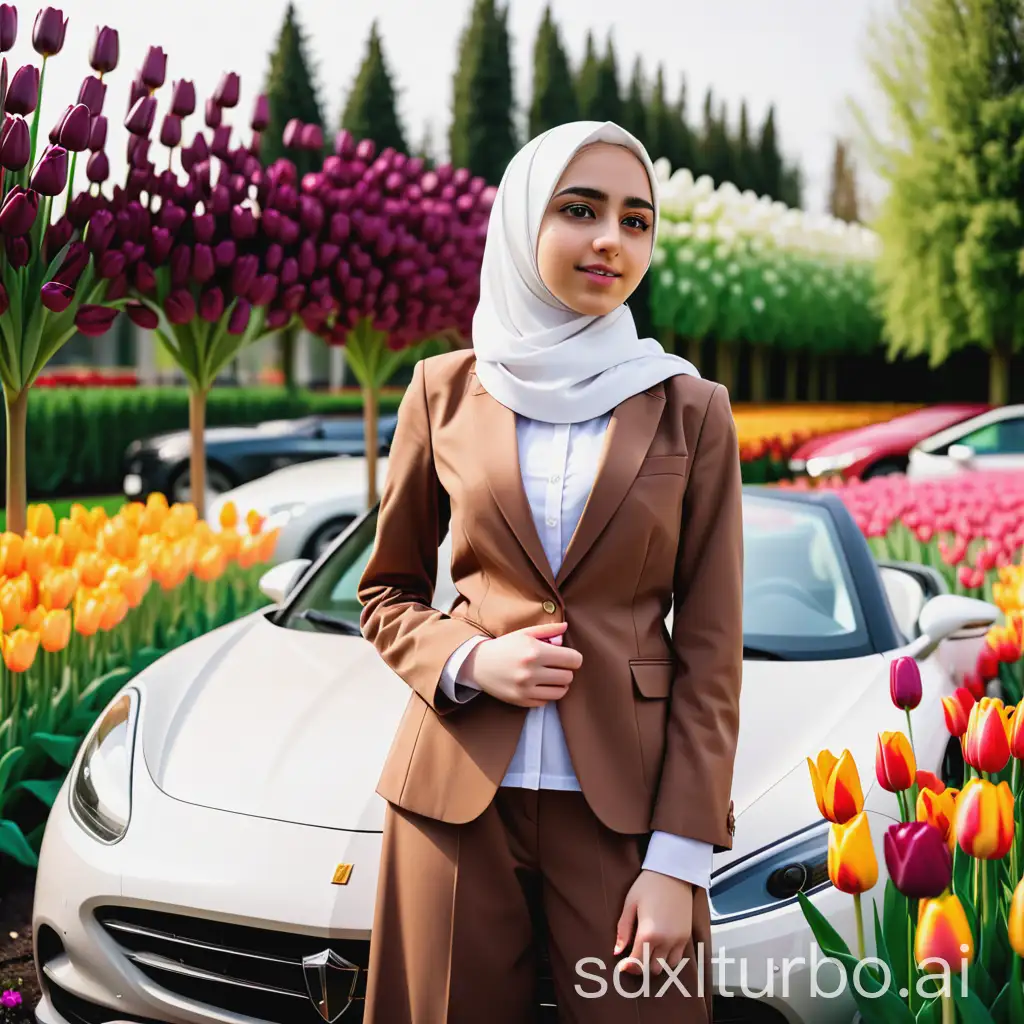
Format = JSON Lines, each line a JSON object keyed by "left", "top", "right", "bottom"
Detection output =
{"left": 0, "top": 494, "right": 126, "bottom": 532}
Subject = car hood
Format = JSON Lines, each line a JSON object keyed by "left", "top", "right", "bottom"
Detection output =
{"left": 141, "top": 614, "right": 894, "bottom": 836}
{"left": 791, "top": 404, "right": 989, "bottom": 461}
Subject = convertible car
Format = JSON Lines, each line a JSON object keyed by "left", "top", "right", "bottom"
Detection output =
{"left": 31, "top": 488, "right": 998, "bottom": 1024}
{"left": 121, "top": 413, "right": 399, "bottom": 505}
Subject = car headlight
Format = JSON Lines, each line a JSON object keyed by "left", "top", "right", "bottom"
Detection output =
{"left": 709, "top": 821, "right": 830, "bottom": 922}
{"left": 805, "top": 448, "right": 872, "bottom": 477}
{"left": 69, "top": 688, "right": 139, "bottom": 844}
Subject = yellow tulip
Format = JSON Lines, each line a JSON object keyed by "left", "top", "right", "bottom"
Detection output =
{"left": 26, "top": 503, "right": 56, "bottom": 538}
{"left": 807, "top": 749, "right": 864, "bottom": 824}
{"left": 955, "top": 778, "right": 1014, "bottom": 859}
{"left": 2, "top": 629, "right": 39, "bottom": 672}
{"left": 40, "top": 608, "right": 71, "bottom": 654}
{"left": 916, "top": 893, "right": 974, "bottom": 974}
{"left": 219, "top": 501, "right": 238, "bottom": 530}
{"left": 246, "top": 509, "right": 265, "bottom": 535}
{"left": 917, "top": 787, "right": 959, "bottom": 852}
{"left": 1010, "top": 879, "right": 1024, "bottom": 957}
{"left": 827, "top": 812, "right": 878, "bottom": 894}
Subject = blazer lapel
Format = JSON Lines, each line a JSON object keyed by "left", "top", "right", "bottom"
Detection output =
{"left": 469, "top": 374, "right": 557, "bottom": 590}
{"left": 555, "top": 383, "right": 667, "bottom": 587}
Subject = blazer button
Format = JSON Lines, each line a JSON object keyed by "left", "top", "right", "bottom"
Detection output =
{"left": 542, "top": 600, "right": 557, "bottom": 614}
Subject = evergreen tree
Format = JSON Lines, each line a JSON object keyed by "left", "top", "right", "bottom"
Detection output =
{"left": 260, "top": 2, "right": 326, "bottom": 176}
{"left": 592, "top": 34, "right": 623, "bottom": 124}
{"left": 528, "top": 4, "right": 578, "bottom": 139}
{"left": 621, "top": 57, "right": 647, "bottom": 142}
{"left": 575, "top": 30, "right": 602, "bottom": 120}
{"left": 340, "top": 20, "right": 408, "bottom": 155}
{"left": 827, "top": 139, "right": 860, "bottom": 222}
{"left": 780, "top": 164, "right": 804, "bottom": 209}
{"left": 667, "top": 76, "right": 696, "bottom": 174}
{"left": 415, "top": 120, "right": 439, "bottom": 170}
{"left": 645, "top": 64, "right": 675, "bottom": 165}
{"left": 756, "top": 105, "right": 784, "bottom": 200}
{"left": 734, "top": 100, "right": 758, "bottom": 192}
{"left": 699, "top": 91, "right": 734, "bottom": 185}
{"left": 449, "top": 0, "right": 518, "bottom": 184}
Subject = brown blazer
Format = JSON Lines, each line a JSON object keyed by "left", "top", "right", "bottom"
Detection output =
{"left": 358, "top": 350, "right": 743, "bottom": 851}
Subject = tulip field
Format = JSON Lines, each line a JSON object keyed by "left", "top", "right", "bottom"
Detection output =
{"left": 0, "top": 494, "right": 277, "bottom": 868}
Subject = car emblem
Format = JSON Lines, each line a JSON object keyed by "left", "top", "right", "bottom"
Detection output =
{"left": 302, "top": 948, "right": 360, "bottom": 1022}
{"left": 332, "top": 863, "right": 353, "bottom": 885}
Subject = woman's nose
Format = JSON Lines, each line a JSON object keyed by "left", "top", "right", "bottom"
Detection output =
{"left": 592, "top": 223, "right": 620, "bottom": 255}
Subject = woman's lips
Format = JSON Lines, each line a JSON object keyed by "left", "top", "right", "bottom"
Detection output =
{"left": 577, "top": 266, "right": 620, "bottom": 286}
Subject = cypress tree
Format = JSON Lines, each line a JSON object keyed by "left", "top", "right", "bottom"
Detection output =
{"left": 734, "top": 100, "right": 758, "bottom": 192}
{"left": 340, "top": 20, "right": 408, "bottom": 155}
{"left": 529, "top": 4, "right": 578, "bottom": 138}
{"left": 621, "top": 57, "right": 647, "bottom": 142}
{"left": 415, "top": 121, "right": 439, "bottom": 170}
{"left": 757, "top": 105, "right": 784, "bottom": 200}
{"left": 667, "top": 76, "right": 696, "bottom": 173}
{"left": 260, "top": 2, "right": 326, "bottom": 176}
{"left": 575, "top": 31, "right": 602, "bottom": 120}
{"left": 645, "top": 64, "right": 675, "bottom": 164}
{"left": 592, "top": 34, "right": 623, "bottom": 124}
{"left": 698, "top": 90, "right": 734, "bottom": 185}
{"left": 450, "top": 0, "right": 518, "bottom": 184}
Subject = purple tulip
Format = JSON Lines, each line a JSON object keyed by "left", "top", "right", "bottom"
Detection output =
{"left": 43, "top": 217, "right": 73, "bottom": 262}
{"left": 211, "top": 126, "right": 231, "bottom": 159}
{"left": 86, "top": 150, "right": 109, "bottom": 184}
{"left": 227, "top": 205, "right": 255, "bottom": 240}
{"left": 299, "top": 196, "right": 324, "bottom": 234}
{"left": 104, "top": 273, "right": 129, "bottom": 301}
{"left": 884, "top": 822, "right": 951, "bottom": 900}
{"left": 127, "top": 73, "right": 147, "bottom": 111}
{"left": 329, "top": 213, "right": 351, "bottom": 243}
{"left": 58, "top": 103, "right": 91, "bottom": 152}
{"left": 248, "top": 273, "right": 278, "bottom": 306}
{"left": 52, "top": 241, "right": 90, "bottom": 285}
{"left": 282, "top": 284, "right": 306, "bottom": 312}
{"left": 97, "top": 249, "right": 126, "bottom": 279}
{"left": 213, "top": 239, "right": 236, "bottom": 267}
{"left": 280, "top": 256, "right": 299, "bottom": 287}
{"left": 265, "top": 307, "right": 289, "bottom": 330}
{"left": 282, "top": 118, "right": 303, "bottom": 149}
{"left": 0, "top": 4, "right": 16, "bottom": 51}
{"left": 158, "top": 203, "right": 187, "bottom": 234}
{"left": 251, "top": 95, "right": 270, "bottom": 132}
{"left": 48, "top": 107, "right": 68, "bottom": 147}
{"left": 318, "top": 243, "right": 340, "bottom": 271}
{"left": 140, "top": 45, "right": 167, "bottom": 89}
{"left": 264, "top": 243, "right": 283, "bottom": 272}
{"left": 209, "top": 182, "right": 231, "bottom": 215}
{"left": 160, "top": 114, "right": 182, "bottom": 149}
{"left": 90, "top": 26, "right": 119, "bottom": 73}
{"left": 192, "top": 213, "right": 215, "bottom": 244}
{"left": 169, "top": 245, "right": 191, "bottom": 287}
{"left": 199, "top": 285, "right": 225, "bottom": 322}
{"left": 125, "top": 95, "right": 157, "bottom": 136}
{"left": 128, "top": 135, "right": 150, "bottom": 169}
{"left": 171, "top": 79, "right": 196, "bottom": 117}
{"left": 6, "top": 64, "right": 40, "bottom": 116}
{"left": 205, "top": 97, "right": 222, "bottom": 129}
{"left": 226, "top": 298, "right": 251, "bottom": 335}
{"left": 134, "top": 261, "right": 156, "bottom": 293}
{"left": 0, "top": 283, "right": 8, "bottom": 316}
{"left": 125, "top": 301, "right": 158, "bottom": 329}
{"left": 148, "top": 227, "right": 173, "bottom": 264}
{"left": 213, "top": 72, "right": 240, "bottom": 108}
{"left": 77, "top": 75, "right": 106, "bottom": 117}
{"left": 298, "top": 238, "right": 316, "bottom": 278}
{"left": 75, "top": 304, "right": 117, "bottom": 337}
{"left": 29, "top": 145, "right": 68, "bottom": 196}
{"left": 40, "top": 280, "right": 74, "bottom": 312}
{"left": 231, "top": 254, "right": 259, "bottom": 297}
{"left": 278, "top": 217, "right": 300, "bottom": 246}
{"left": 88, "top": 114, "right": 107, "bottom": 151}
{"left": 0, "top": 186, "right": 38, "bottom": 235}
{"left": 192, "top": 243, "right": 215, "bottom": 282}
{"left": 0, "top": 115, "right": 29, "bottom": 171}
{"left": 890, "top": 657, "right": 922, "bottom": 711}
{"left": 300, "top": 123, "right": 323, "bottom": 150}
{"left": 5, "top": 234, "right": 28, "bottom": 267}
{"left": 32, "top": 7, "right": 67, "bottom": 56}
{"left": 164, "top": 289, "right": 195, "bottom": 324}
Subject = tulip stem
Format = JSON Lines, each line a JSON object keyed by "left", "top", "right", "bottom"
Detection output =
{"left": 28, "top": 58, "right": 47, "bottom": 175}
{"left": 905, "top": 709, "right": 919, "bottom": 809}
{"left": 853, "top": 892, "right": 866, "bottom": 961}
{"left": 941, "top": 990, "right": 955, "bottom": 1024}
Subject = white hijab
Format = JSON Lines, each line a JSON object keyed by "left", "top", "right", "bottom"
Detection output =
{"left": 471, "top": 120, "right": 700, "bottom": 424}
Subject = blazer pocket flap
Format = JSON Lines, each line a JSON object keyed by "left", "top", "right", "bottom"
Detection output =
{"left": 636, "top": 455, "right": 689, "bottom": 476}
{"left": 630, "top": 659, "right": 673, "bottom": 698}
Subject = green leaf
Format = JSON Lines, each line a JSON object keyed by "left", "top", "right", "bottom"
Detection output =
{"left": 830, "top": 950, "right": 916, "bottom": 1023}
{"left": 13, "top": 776, "right": 63, "bottom": 808}
{"left": 130, "top": 646, "right": 166, "bottom": 675}
{"left": 27, "top": 731, "right": 82, "bottom": 769}
{"left": 77, "top": 666, "right": 133, "bottom": 711}
{"left": 914, "top": 997, "right": 942, "bottom": 1022}
{"left": 953, "top": 983, "right": 998, "bottom": 1023}
{"left": 884, "top": 880, "right": 912, "bottom": 995}
{"left": 796, "top": 890, "right": 854, "bottom": 957}
{"left": 0, "top": 746, "right": 25, "bottom": 795}
{"left": 0, "top": 817, "right": 38, "bottom": 866}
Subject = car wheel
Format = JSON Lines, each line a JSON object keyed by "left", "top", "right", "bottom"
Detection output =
{"left": 862, "top": 458, "right": 907, "bottom": 479}
{"left": 168, "top": 464, "right": 236, "bottom": 504}
{"left": 303, "top": 516, "right": 355, "bottom": 559}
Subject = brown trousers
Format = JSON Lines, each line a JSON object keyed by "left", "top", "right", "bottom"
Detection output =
{"left": 364, "top": 789, "right": 712, "bottom": 1023}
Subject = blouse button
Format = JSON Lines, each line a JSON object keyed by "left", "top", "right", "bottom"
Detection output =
{"left": 542, "top": 600, "right": 557, "bottom": 614}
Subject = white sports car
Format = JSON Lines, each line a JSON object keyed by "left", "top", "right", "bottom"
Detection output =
{"left": 31, "top": 487, "right": 998, "bottom": 1024}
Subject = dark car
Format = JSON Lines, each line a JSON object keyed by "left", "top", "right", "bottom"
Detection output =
{"left": 122, "top": 413, "right": 399, "bottom": 503}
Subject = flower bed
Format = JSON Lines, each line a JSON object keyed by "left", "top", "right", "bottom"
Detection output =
{"left": 33, "top": 369, "right": 138, "bottom": 388}
{"left": 0, "top": 494, "right": 277, "bottom": 868}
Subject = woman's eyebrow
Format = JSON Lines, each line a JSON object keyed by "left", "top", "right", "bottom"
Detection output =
{"left": 553, "top": 186, "right": 655, "bottom": 213}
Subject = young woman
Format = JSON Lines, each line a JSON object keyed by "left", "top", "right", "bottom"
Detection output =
{"left": 358, "top": 120, "right": 743, "bottom": 1024}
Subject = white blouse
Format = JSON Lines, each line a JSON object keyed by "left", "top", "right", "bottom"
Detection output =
{"left": 439, "top": 412, "right": 713, "bottom": 891}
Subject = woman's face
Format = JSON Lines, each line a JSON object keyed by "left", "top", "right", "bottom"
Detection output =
{"left": 536, "top": 142, "right": 655, "bottom": 317}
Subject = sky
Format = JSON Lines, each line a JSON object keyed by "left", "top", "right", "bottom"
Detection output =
{"left": 18, "top": 0, "right": 897, "bottom": 216}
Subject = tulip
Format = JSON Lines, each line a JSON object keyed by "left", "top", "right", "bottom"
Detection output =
{"left": 890, "top": 656, "right": 922, "bottom": 710}
{"left": 283, "top": 118, "right": 303, "bottom": 149}
{"left": 213, "top": 71, "right": 240, "bottom": 108}
{"left": 5, "top": 65, "right": 39, "bottom": 117}
{"left": 300, "top": 123, "right": 324, "bottom": 150}
{"left": 88, "top": 114, "right": 108, "bottom": 151}
{"left": 918, "top": 786, "right": 958, "bottom": 851}
{"left": 126, "top": 302, "right": 158, "bottom": 330}
{"left": 39, "top": 608, "right": 71, "bottom": 654}
{"left": 77, "top": 75, "right": 106, "bottom": 117}
{"left": 915, "top": 893, "right": 974, "bottom": 973}
{"left": 3, "top": 629, "right": 39, "bottom": 672}
{"left": 884, "top": 821, "right": 952, "bottom": 899}
{"left": 199, "top": 286, "right": 225, "bottom": 322}
{"left": 160, "top": 114, "right": 182, "bottom": 149}
{"left": 0, "top": 187, "right": 38, "bottom": 235}
{"left": 32, "top": 7, "right": 67, "bottom": 57}
{"left": 73, "top": 590, "right": 102, "bottom": 637}
{"left": 251, "top": 94, "right": 270, "bottom": 132}
{"left": 231, "top": 254, "right": 259, "bottom": 297}
{"left": 1010, "top": 878, "right": 1024, "bottom": 957}
{"left": 40, "top": 281, "right": 74, "bottom": 313}
{"left": 39, "top": 567, "right": 77, "bottom": 611}
{"left": 89, "top": 26, "right": 119, "bottom": 73}
{"left": 227, "top": 298, "right": 251, "bottom": 335}
{"left": 941, "top": 686, "right": 975, "bottom": 738}
{"left": 955, "top": 777, "right": 1014, "bottom": 859}
{"left": 916, "top": 770, "right": 945, "bottom": 795}
{"left": 165, "top": 289, "right": 196, "bottom": 324}
{"left": 0, "top": 116, "right": 30, "bottom": 171}
{"left": 140, "top": 45, "right": 167, "bottom": 89}
{"left": 30, "top": 145, "right": 69, "bottom": 196}
{"left": 827, "top": 812, "right": 878, "bottom": 895}
{"left": 120, "top": 562, "right": 151, "bottom": 609}
{"left": 125, "top": 95, "right": 157, "bottom": 136}
{"left": 964, "top": 696, "right": 1011, "bottom": 773}
{"left": 74, "top": 305, "right": 118, "bottom": 338}
{"left": 57, "top": 103, "right": 91, "bottom": 152}
{"left": 0, "top": 4, "right": 16, "bottom": 51}
{"left": 876, "top": 731, "right": 916, "bottom": 792}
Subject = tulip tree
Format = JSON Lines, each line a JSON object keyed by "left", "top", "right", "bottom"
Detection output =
{"left": 0, "top": 8, "right": 124, "bottom": 534}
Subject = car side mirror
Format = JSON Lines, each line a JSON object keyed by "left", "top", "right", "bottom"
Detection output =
{"left": 259, "top": 558, "right": 312, "bottom": 604}
{"left": 948, "top": 443, "right": 975, "bottom": 465}
{"left": 910, "top": 593, "right": 999, "bottom": 660}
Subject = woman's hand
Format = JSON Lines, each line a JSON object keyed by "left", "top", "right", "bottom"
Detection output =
{"left": 461, "top": 621, "right": 582, "bottom": 708}
{"left": 614, "top": 870, "right": 694, "bottom": 975}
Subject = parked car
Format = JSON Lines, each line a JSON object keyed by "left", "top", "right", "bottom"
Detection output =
{"left": 121, "top": 413, "right": 399, "bottom": 504}
{"left": 788, "top": 404, "right": 990, "bottom": 480}
{"left": 907, "top": 403, "right": 1024, "bottom": 478}
{"left": 31, "top": 487, "right": 999, "bottom": 1024}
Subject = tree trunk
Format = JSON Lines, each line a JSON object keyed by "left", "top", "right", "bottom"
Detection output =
{"left": 5, "top": 388, "right": 28, "bottom": 535}
{"left": 785, "top": 353, "right": 799, "bottom": 401}
{"left": 687, "top": 338, "right": 701, "bottom": 370}
{"left": 659, "top": 328, "right": 676, "bottom": 355}
{"left": 807, "top": 354, "right": 822, "bottom": 402}
{"left": 990, "top": 347, "right": 1010, "bottom": 406}
{"left": 364, "top": 383, "right": 379, "bottom": 508}
{"left": 750, "top": 346, "right": 769, "bottom": 403}
{"left": 716, "top": 341, "right": 737, "bottom": 395}
{"left": 189, "top": 388, "right": 208, "bottom": 520}
{"left": 825, "top": 357, "right": 838, "bottom": 401}
{"left": 281, "top": 324, "right": 298, "bottom": 390}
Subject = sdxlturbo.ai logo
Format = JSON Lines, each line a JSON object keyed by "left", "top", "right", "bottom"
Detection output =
{"left": 574, "top": 943, "right": 973, "bottom": 1000}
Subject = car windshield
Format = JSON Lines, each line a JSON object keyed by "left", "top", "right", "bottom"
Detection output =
{"left": 277, "top": 493, "right": 870, "bottom": 660}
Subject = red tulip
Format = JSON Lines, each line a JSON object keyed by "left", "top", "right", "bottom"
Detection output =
{"left": 942, "top": 687, "right": 975, "bottom": 737}
{"left": 884, "top": 822, "right": 952, "bottom": 899}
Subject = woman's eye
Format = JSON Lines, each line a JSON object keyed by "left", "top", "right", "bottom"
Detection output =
{"left": 624, "top": 215, "right": 650, "bottom": 231}
{"left": 563, "top": 203, "right": 594, "bottom": 219}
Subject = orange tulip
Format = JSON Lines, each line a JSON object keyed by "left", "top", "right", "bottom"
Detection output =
{"left": 918, "top": 786, "right": 959, "bottom": 851}
{"left": 73, "top": 589, "right": 103, "bottom": 637}
{"left": 219, "top": 500, "right": 238, "bottom": 530}
{"left": 955, "top": 778, "right": 1014, "bottom": 859}
{"left": 876, "top": 731, "right": 916, "bottom": 792}
{"left": 827, "top": 812, "right": 878, "bottom": 894}
{"left": 1010, "top": 879, "right": 1024, "bottom": 957}
{"left": 74, "top": 550, "right": 110, "bottom": 588}
{"left": 98, "top": 518, "right": 139, "bottom": 562}
{"left": 0, "top": 584, "right": 24, "bottom": 631}
{"left": 256, "top": 527, "right": 280, "bottom": 562}
{"left": 58, "top": 518, "right": 92, "bottom": 564}
{"left": 23, "top": 605, "right": 44, "bottom": 632}
{"left": 916, "top": 893, "right": 974, "bottom": 973}
{"left": 87, "top": 505, "right": 109, "bottom": 535}
{"left": 121, "top": 502, "right": 144, "bottom": 529}
{"left": 2, "top": 629, "right": 39, "bottom": 672}
{"left": 121, "top": 562, "right": 151, "bottom": 608}
{"left": 0, "top": 532, "right": 24, "bottom": 575}
{"left": 194, "top": 545, "right": 227, "bottom": 583}
{"left": 807, "top": 749, "right": 864, "bottom": 824}
{"left": 942, "top": 687, "right": 976, "bottom": 739}
{"left": 246, "top": 509, "right": 265, "bottom": 535}
{"left": 39, "top": 566, "right": 79, "bottom": 611}
{"left": 9, "top": 570, "right": 36, "bottom": 612}
{"left": 151, "top": 542, "right": 189, "bottom": 591}
{"left": 97, "top": 582, "right": 129, "bottom": 631}
{"left": 916, "top": 770, "right": 945, "bottom": 795}
{"left": 237, "top": 534, "right": 260, "bottom": 569}
{"left": 40, "top": 608, "right": 71, "bottom": 653}
{"left": 217, "top": 529, "right": 241, "bottom": 561}
{"left": 964, "top": 697, "right": 1012, "bottom": 773}
{"left": 26, "top": 503, "right": 56, "bottom": 538}
{"left": 22, "top": 533, "right": 64, "bottom": 581}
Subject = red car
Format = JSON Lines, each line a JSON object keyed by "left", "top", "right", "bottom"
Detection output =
{"left": 788, "top": 403, "right": 991, "bottom": 480}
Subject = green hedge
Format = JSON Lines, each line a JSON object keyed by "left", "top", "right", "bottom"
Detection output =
{"left": 7, "top": 387, "right": 403, "bottom": 501}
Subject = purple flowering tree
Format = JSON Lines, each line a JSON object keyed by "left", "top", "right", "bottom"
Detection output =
{"left": 0, "top": 6, "right": 123, "bottom": 534}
